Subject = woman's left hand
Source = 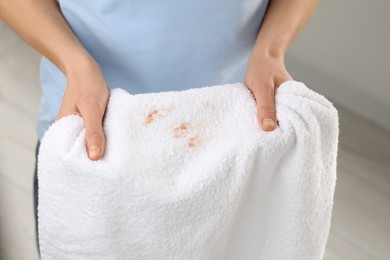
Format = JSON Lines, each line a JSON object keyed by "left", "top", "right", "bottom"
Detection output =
{"left": 244, "top": 51, "right": 293, "bottom": 131}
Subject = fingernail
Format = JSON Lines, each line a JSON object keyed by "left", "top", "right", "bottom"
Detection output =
{"left": 89, "top": 145, "right": 100, "bottom": 158}
{"left": 263, "top": 118, "right": 275, "bottom": 127}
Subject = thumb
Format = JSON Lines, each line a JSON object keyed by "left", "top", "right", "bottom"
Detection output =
{"left": 253, "top": 83, "right": 278, "bottom": 131}
{"left": 83, "top": 107, "right": 106, "bottom": 160}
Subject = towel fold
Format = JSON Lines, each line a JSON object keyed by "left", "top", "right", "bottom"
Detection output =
{"left": 37, "top": 80, "right": 339, "bottom": 260}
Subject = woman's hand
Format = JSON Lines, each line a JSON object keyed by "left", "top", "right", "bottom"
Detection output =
{"left": 55, "top": 60, "right": 110, "bottom": 160}
{"left": 243, "top": 0, "right": 319, "bottom": 131}
{"left": 244, "top": 51, "right": 293, "bottom": 131}
{"left": 0, "top": 0, "right": 113, "bottom": 160}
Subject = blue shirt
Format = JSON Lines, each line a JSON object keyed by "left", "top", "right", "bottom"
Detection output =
{"left": 36, "top": 0, "right": 269, "bottom": 141}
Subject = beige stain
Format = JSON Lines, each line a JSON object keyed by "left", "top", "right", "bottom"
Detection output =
{"left": 142, "top": 103, "right": 176, "bottom": 126}
{"left": 172, "top": 122, "right": 189, "bottom": 138}
{"left": 139, "top": 100, "right": 215, "bottom": 148}
{"left": 187, "top": 135, "right": 201, "bottom": 148}
{"left": 172, "top": 122, "right": 203, "bottom": 148}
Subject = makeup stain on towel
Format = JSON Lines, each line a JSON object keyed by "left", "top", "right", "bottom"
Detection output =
{"left": 142, "top": 103, "right": 176, "bottom": 126}
{"left": 187, "top": 135, "right": 201, "bottom": 147}
{"left": 172, "top": 123, "right": 189, "bottom": 138}
{"left": 172, "top": 123, "right": 203, "bottom": 148}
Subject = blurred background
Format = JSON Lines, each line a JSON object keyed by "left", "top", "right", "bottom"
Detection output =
{"left": 1, "top": 0, "right": 389, "bottom": 259}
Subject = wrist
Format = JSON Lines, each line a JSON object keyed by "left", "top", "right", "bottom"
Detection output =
{"left": 251, "top": 34, "right": 289, "bottom": 61}
{"left": 250, "top": 44, "right": 286, "bottom": 63}
{"left": 61, "top": 52, "right": 101, "bottom": 78}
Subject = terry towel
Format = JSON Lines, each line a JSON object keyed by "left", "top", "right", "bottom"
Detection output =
{"left": 37, "top": 80, "right": 339, "bottom": 260}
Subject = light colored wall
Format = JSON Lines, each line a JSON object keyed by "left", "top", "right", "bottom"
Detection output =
{"left": 285, "top": 0, "right": 390, "bottom": 130}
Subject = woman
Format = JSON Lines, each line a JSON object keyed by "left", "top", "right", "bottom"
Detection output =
{"left": 0, "top": 0, "right": 319, "bottom": 255}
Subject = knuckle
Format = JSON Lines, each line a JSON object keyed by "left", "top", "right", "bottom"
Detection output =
{"left": 97, "top": 101, "right": 108, "bottom": 114}
{"left": 257, "top": 94, "right": 274, "bottom": 104}
{"left": 81, "top": 103, "right": 106, "bottom": 119}
{"left": 259, "top": 104, "right": 276, "bottom": 114}
{"left": 249, "top": 81, "right": 275, "bottom": 94}
{"left": 262, "top": 84, "right": 275, "bottom": 96}
{"left": 85, "top": 129, "right": 103, "bottom": 143}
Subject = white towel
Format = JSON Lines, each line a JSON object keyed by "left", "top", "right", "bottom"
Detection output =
{"left": 37, "top": 80, "right": 339, "bottom": 260}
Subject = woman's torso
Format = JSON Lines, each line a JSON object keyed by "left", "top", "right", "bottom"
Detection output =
{"left": 36, "top": 0, "right": 269, "bottom": 141}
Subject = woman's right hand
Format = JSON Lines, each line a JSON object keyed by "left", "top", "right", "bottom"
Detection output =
{"left": 55, "top": 60, "right": 110, "bottom": 161}
{"left": 0, "top": 0, "right": 111, "bottom": 160}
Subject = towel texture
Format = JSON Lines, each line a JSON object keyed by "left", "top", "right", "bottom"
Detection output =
{"left": 37, "top": 80, "right": 339, "bottom": 260}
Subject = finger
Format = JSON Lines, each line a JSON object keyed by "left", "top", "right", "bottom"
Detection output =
{"left": 252, "top": 82, "right": 277, "bottom": 131}
{"left": 81, "top": 103, "right": 106, "bottom": 160}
